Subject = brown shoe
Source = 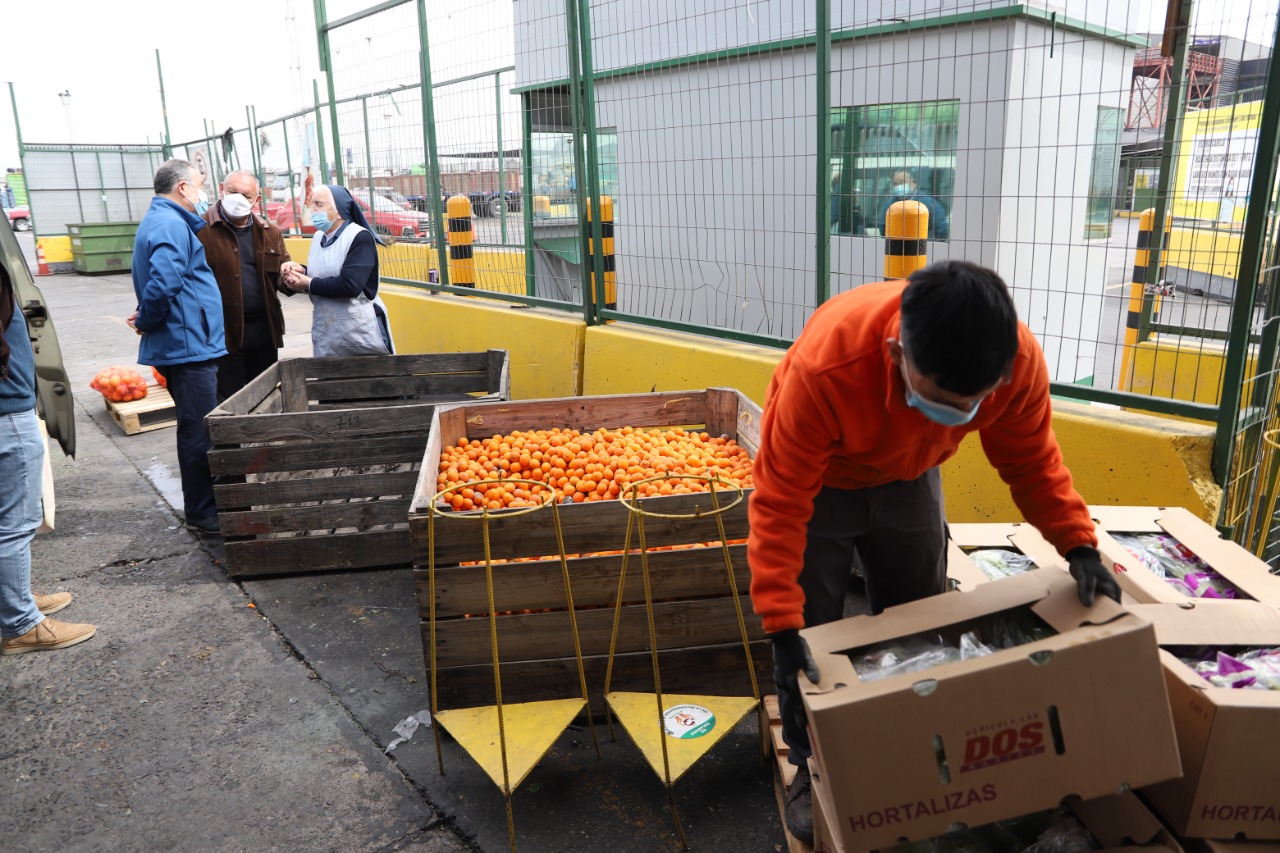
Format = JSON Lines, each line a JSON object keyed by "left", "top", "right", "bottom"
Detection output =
{"left": 33, "top": 591, "right": 72, "bottom": 615}
{"left": 2, "top": 617, "right": 97, "bottom": 655}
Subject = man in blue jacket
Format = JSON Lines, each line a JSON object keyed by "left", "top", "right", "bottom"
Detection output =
{"left": 128, "top": 160, "right": 227, "bottom": 534}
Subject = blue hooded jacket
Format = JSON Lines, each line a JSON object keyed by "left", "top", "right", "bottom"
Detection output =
{"left": 131, "top": 196, "right": 227, "bottom": 366}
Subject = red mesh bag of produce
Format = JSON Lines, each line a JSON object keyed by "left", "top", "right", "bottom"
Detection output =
{"left": 151, "top": 367, "right": 167, "bottom": 388}
{"left": 90, "top": 366, "right": 149, "bottom": 403}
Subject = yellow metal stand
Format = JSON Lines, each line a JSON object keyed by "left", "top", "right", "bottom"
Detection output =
{"left": 603, "top": 474, "right": 765, "bottom": 848}
{"left": 427, "top": 479, "right": 601, "bottom": 853}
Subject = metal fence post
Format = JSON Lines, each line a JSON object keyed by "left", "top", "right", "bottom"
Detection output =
{"left": 815, "top": 0, "right": 832, "bottom": 306}
{"left": 521, "top": 93, "right": 536, "bottom": 296}
{"left": 313, "top": 79, "right": 329, "bottom": 184}
{"left": 576, "top": 0, "right": 606, "bottom": 320}
{"left": 565, "top": 0, "right": 593, "bottom": 323}
{"left": 1139, "top": 0, "right": 1192, "bottom": 356}
{"left": 156, "top": 49, "right": 172, "bottom": 158}
{"left": 7, "top": 83, "right": 35, "bottom": 235}
{"left": 362, "top": 96, "right": 374, "bottom": 209}
{"left": 282, "top": 119, "right": 298, "bottom": 234}
{"left": 314, "top": 0, "right": 344, "bottom": 184}
{"left": 417, "top": 0, "right": 451, "bottom": 287}
{"left": 1214, "top": 9, "right": 1280, "bottom": 486}
{"left": 496, "top": 70, "right": 508, "bottom": 246}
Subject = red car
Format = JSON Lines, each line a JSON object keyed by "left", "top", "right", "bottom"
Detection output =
{"left": 273, "top": 193, "right": 433, "bottom": 240}
{"left": 5, "top": 206, "right": 31, "bottom": 232}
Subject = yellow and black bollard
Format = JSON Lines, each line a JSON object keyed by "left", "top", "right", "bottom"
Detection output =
{"left": 1117, "top": 208, "right": 1166, "bottom": 392}
{"left": 884, "top": 200, "right": 929, "bottom": 280}
{"left": 587, "top": 196, "right": 618, "bottom": 311}
{"left": 447, "top": 195, "right": 476, "bottom": 289}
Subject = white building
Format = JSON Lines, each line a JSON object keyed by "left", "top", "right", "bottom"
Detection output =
{"left": 515, "top": 0, "right": 1141, "bottom": 383}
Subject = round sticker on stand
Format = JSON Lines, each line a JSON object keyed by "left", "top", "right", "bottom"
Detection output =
{"left": 662, "top": 704, "right": 716, "bottom": 739}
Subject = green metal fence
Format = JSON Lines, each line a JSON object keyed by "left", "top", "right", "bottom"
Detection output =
{"left": 10, "top": 0, "right": 1280, "bottom": 557}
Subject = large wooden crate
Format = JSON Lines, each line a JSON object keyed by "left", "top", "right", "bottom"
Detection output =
{"left": 207, "top": 350, "right": 510, "bottom": 577}
{"left": 408, "top": 388, "right": 771, "bottom": 714}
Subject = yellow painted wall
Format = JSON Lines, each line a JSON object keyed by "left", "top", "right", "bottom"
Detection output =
{"left": 369, "top": 288, "right": 1221, "bottom": 524}
{"left": 582, "top": 323, "right": 781, "bottom": 404}
{"left": 379, "top": 285, "right": 584, "bottom": 400}
{"left": 1166, "top": 226, "right": 1243, "bottom": 281}
{"left": 946, "top": 401, "right": 1219, "bottom": 523}
{"left": 37, "top": 236, "right": 73, "bottom": 263}
{"left": 285, "top": 236, "right": 527, "bottom": 294}
{"left": 1128, "top": 336, "right": 1257, "bottom": 412}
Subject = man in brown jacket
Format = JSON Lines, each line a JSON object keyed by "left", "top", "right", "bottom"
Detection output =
{"left": 198, "top": 170, "right": 292, "bottom": 402}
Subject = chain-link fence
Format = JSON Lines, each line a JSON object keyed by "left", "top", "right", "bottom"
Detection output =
{"left": 10, "top": 0, "right": 1280, "bottom": 558}
{"left": 18, "top": 144, "right": 165, "bottom": 236}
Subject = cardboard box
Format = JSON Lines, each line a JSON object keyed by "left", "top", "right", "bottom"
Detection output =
{"left": 1092, "top": 506, "right": 1280, "bottom": 606}
{"left": 811, "top": 767, "right": 1181, "bottom": 853}
{"left": 799, "top": 570, "right": 1181, "bottom": 852}
{"left": 1182, "top": 841, "right": 1280, "bottom": 853}
{"left": 947, "top": 522, "right": 1068, "bottom": 592}
{"left": 1128, "top": 600, "right": 1280, "bottom": 840}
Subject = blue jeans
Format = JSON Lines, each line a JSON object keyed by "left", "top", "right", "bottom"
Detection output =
{"left": 0, "top": 408, "right": 45, "bottom": 638}
{"left": 157, "top": 360, "right": 218, "bottom": 522}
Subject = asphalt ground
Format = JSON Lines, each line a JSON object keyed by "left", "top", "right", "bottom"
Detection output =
{"left": 1, "top": 232, "right": 790, "bottom": 853}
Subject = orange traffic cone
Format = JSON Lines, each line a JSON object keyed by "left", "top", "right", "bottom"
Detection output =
{"left": 35, "top": 244, "right": 51, "bottom": 276}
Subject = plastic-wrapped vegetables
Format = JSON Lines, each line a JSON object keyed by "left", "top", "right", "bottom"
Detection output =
{"left": 967, "top": 548, "right": 1037, "bottom": 581}
{"left": 851, "top": 632, "right": 996, "bottom": 683}
{"left": 1178, "top": 647, "right": 1280, "bottom": 690}
{"left": 1110, "top": 532, "right": 1243, "bottom": 599}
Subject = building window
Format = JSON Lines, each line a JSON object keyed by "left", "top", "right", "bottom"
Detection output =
{"left": 830, "top": 100, "right": 958, "bottom": 241}
{"left": 1084, "top": 106, "right": 1124, "bottom": 239}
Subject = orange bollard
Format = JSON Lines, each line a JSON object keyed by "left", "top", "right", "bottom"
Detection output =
{"left": 884, "top": 200, "right": 928, "bottom": 280}
{"left": 446, "top": 195, "right": 475, "bottom": 289}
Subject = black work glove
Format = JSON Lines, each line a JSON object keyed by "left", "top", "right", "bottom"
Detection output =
{"left": 1066, "top": 545, "right": 1121, "bottom": 606}
{"left": 771, "top": 629, "right": 821, "bottom": 732}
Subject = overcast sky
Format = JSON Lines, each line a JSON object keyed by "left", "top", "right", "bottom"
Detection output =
{"left": 0, "top": 0, "right": 1267, "bottom": 176}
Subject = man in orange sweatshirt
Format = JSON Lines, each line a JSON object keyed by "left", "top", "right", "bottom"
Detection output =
{"left": 749, "top": 260, "right": 1119, "bottom": 844}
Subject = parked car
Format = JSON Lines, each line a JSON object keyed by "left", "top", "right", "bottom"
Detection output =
{"left": 5, "top": 206, "right": 32, "bottom": 232}
{"left": 0, "top": 215, "right": 75, "bottom": 456}
{"left": 273, "top": 193, "right": 433, "bottom": 240}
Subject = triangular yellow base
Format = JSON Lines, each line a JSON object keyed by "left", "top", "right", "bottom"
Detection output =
{"left": 436, "top": 698, "right": 586, "bottom": 794}
{"left": 606, "top": 692, "right": 759, "bottom": 784}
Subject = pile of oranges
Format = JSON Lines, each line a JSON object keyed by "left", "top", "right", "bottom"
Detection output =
{"left": 434, "top": 425, "right": 754, "bottom": 512}
{"left": 89, "top": 365, "right": 149, "bottom": 403}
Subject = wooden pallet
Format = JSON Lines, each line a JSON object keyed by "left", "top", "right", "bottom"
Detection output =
{"left": 767, "top": 694, "right": 815, "bottom": 853}
{"left": 106, "top": 385, "right": 176, "bottom": 435}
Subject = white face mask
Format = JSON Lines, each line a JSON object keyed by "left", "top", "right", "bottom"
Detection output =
{"left": 221, "top": 192, "right": 253, "bottom": 219}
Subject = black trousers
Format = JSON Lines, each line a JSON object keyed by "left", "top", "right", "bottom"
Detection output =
{"left": 779, "top": 468, "right": 949, "bottom": 768}
{"left": 155, "top": 360, "right": 219, "bottom": 523}
{"left": 216, "top": 318, "right": 279, "bottom": 404}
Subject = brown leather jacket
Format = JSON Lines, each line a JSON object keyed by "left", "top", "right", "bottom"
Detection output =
{"left": 198, "top": 202, "right": 291, "bottom": 352}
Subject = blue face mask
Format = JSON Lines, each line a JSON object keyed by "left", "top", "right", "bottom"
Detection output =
{"left": 182, "top": 184, "right": 209, "bottom": 216}
{"left": 901, "top": 361, "right": 982, "bottom": 427}
{"left": 311, "top": 212, "right": 333, "bottom": 232}
{"left": 892, "top": 183, "right": 914, "bottom": 196}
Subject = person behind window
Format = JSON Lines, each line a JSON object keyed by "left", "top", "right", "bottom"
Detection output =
{"left": 830, "top": 170, "right": 864, "bottom": 236}
{"left": 877, "top": 168, "right": 950, "bottom": 241}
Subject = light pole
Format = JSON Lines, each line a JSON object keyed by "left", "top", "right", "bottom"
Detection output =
{"left": 57, "top": 89, "right": 74, "bottom": 143}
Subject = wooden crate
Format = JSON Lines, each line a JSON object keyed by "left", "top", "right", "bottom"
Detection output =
{"left": 206, "top": 350, "right": 510, "bottom": 577}
{"left": 408, "top": 388, "right": 771, "bottom": 714}
{"left": 106, "top": 384, "right": 176, "bottom": 435}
